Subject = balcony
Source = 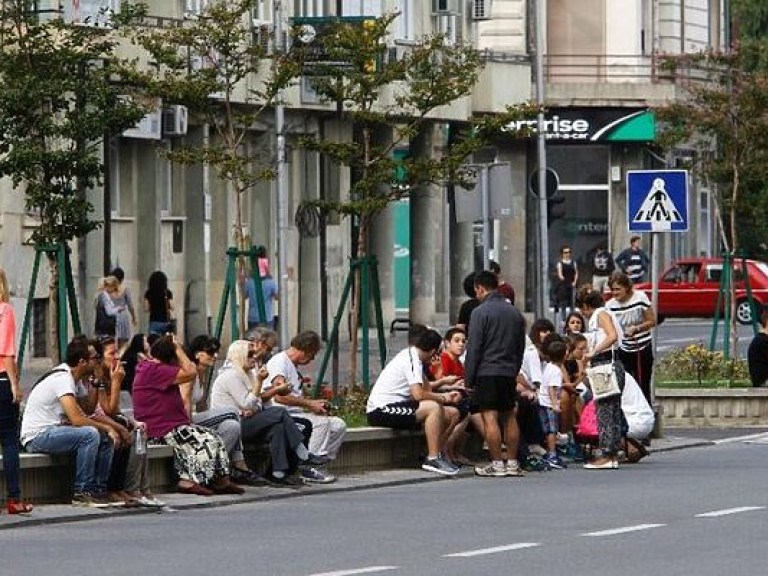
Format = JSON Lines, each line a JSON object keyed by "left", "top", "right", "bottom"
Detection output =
{"left": 543, "top": 53, "right": 695, "bottom": 107}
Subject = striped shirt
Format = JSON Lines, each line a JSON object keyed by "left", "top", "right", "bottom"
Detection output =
{"left": 606, "top": 290, "right": 653, "bottom": 352}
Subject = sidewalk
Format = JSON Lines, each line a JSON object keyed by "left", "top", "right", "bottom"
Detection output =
{"left": 4, "top": 428, "right": 763, "bottom": 530}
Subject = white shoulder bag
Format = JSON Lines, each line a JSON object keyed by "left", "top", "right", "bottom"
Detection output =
{"left": 585, "top": 362, "right": 621, "bottom": 401}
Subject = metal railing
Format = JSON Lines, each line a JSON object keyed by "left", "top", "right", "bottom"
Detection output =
{"left": 543, "top": 53, "right": 711, "bottom": 86}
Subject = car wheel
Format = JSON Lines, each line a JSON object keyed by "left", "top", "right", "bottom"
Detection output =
{"left": 735, "top": 300, "right": 756, "bottom": 325}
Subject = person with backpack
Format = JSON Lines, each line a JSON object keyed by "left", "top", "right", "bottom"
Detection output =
{"left": 591, "top": 244, "right": 615, "bottom": 294}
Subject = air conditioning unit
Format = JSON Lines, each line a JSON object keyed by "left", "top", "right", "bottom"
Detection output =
{"left": 472, "top": 0, "right": 491, "bottom": 20}
{"left": 432, "top": 0, "right": 459, "bottom": 15}
{"left": 123, "top": 108, "right": 163, "bottom": 141}
{"left": 163, "top": 105, "right": 188, "bottom": 137}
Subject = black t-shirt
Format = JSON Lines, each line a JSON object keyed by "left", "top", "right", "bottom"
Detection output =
{"left": 457, "top": 298, "right": 480, "bottom": 332}
{"left": 144, "top": 289, "right": 173, "bottom": 323}
{"left": 748, "top": 332, "right": 768, "bottom": 387}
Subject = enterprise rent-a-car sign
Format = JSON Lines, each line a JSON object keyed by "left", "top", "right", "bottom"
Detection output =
{"left": 504, "top": 108, "right": 656, "bottom": 143}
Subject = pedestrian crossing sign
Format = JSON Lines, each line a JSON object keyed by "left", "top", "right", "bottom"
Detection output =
{"left": 626, "top": 170, "right": 689, "bottom": 232}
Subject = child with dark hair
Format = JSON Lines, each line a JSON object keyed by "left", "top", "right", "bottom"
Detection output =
{"left": 538, "top": 334, "right": 568, "bottom": 470}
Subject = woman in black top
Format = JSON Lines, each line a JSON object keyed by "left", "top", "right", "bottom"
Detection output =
{"left": 144, "top": 271, "right": 174, "bottom": 336}
{"left": 555, "top": 246, "right": 578, "bottom": 326}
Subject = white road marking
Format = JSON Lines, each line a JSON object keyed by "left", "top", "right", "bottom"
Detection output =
{"left": 443, "top": 543, "right": 541, "bottom": 558}
{"left": 581, "top": 524, "right": 665, "bottom": 537}
{"left": 714, "top": 432, "right": 768, "bottom": 445}
{"left": 308, "top": 566, "right": 399, "bottom": 576}
{"left": 695, "top": 506, "right": 765, "bottom": 518}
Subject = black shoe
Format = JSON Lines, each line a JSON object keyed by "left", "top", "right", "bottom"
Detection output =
{"left": 305, "top": 453, "right": 332, "bottom": 467}
{"left": 266, "top": 474, "right": 303, "bottom": 487}
{"left": 231, "top": 468, "right": 268, "bottom": 486}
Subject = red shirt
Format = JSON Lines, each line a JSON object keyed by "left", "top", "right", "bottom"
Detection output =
{"left": 440, "top": 351, "right": 465, "bottom": 379}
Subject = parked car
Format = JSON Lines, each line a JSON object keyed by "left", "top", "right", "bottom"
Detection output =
{"left": 633, "top": 258, "right": 768, "bottom": 324}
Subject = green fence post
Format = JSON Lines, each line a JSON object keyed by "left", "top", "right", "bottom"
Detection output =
{"left": 248, "top": 246, "right": 267, "bottom": 326}
{"left": 315, "top": 264, "right": 355, "bottom": 397}
{"left": 64, "top": 245, "right": 81, "bottom": 334}
{"left": 370, "top": 256, "right": 387, "bottom": 370}
{"left": 17, "top": 248, "right": 43, "bottom": 371}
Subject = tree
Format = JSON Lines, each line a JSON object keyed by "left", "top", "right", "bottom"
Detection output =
{"left": 117, "top": 0, "right": 299, "bottom": 334}
{"left": 289, "top": 13, "right": 537, "bottom": 383}
{"left": 656, "top": 44, "right": 768, "bottom": 353}
{"left": 0, "top": 1, "right": 149, "bottom": 358}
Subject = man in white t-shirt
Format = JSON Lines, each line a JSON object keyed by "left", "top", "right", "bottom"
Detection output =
{"left": 264, "top": 330, "right": 345, "bottom": 483}
{"left": 366, "top": 329, "right": 462, "bottom": 476}
{"left": 21, "top": 335, "right": 121, "bottom": 508}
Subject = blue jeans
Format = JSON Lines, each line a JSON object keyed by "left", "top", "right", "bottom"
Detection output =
{"left": 26, "top": 426, "right": 114, "bottom": 494}
{"left": 0, "top": 373, "right": 21, "bottom": 499}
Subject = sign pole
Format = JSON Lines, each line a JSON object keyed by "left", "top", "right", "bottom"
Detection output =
{"left": 534, "top": 0, "right": 550, "bottom": 321}
{"left": 650, "top": 232, "right": 659, "bottom": 406}
{"left": 481, "top": 165, "right": 490, "bottom": 270}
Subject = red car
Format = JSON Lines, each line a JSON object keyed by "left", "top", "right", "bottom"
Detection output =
{"left": 633, "top": 258, "right": 768, "bottom": 324}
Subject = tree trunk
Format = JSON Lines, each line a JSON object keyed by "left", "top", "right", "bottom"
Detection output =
{"left": 48, "top": 255, "right": 61, "bottom": 363}
{"left": 349, "top": 215, "right": 369, "bottom": 386}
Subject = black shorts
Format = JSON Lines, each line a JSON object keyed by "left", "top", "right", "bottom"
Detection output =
{"left": 472, "top": 375, "right": 517, "bottom": 412}
{"left": 367, "top": 400, "right": 421, "bottom": 430}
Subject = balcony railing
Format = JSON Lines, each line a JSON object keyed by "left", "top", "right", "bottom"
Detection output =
{"left": 544, "top": 53, "right": 708, "bottom": 86}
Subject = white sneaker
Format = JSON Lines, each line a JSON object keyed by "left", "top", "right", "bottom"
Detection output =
{"left": 474, "top": 463, "right": 506, "bottom": 477}
{"left": 528, "top": 444, "right": 547, "bottom": 457}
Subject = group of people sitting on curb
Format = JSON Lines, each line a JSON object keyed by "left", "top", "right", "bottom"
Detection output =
{"left": 17, "top": 328, "right": 346, "bottom": 509}
{"left": 366, "top": 269, "right": 656, "bottom": 477}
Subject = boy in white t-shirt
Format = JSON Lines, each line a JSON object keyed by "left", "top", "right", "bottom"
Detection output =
{"left": 538, "top": 338, "right": 568, "bottom": 470}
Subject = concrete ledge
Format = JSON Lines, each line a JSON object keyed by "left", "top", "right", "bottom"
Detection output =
{"left": 657, "top": 388, "right": 768, "bottom": 427}
{"left": 1, "top": 427, "right": 425, "bottom": 504}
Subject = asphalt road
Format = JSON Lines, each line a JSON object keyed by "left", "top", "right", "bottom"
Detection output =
{"left": 655, "top": 318, "right": 756, "bottom": 358}
{"left": 3, "top": 440, "right": 767, "bottom": 576}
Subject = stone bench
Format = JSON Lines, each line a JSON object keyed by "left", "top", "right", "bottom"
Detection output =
{"left": 657, "top": 387, "right": 768, "bottom": 427}
{"left": 0, "top": 427, "right": 426, "bottom": 504}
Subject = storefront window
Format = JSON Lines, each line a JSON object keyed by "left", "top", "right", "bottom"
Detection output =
{"left": 547, "top": 145, "right": 609, "bottom": 287}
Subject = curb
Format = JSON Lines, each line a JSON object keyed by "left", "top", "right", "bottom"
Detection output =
{"left": 0, "top": 469, "right": 465, "bottom": 531}
{"left": 0, "top": 437, "right": 729, "bottom": 530}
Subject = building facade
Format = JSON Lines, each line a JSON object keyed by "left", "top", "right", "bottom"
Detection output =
{"left": 0, "top": 0, "right": 725, "bottom": 363}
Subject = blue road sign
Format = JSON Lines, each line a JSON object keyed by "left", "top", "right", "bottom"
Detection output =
{"left": 626, "top": 170, "right": 689, "bottom": 232}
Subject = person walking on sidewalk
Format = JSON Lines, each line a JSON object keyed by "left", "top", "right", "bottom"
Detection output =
{"left": 21, "top": 335, "right": 120, "bottom": 507}
{"left": 0, "top": 267, "right": 33, "bottom": 514}
{"left": 464, "top": 270, "right": 526, "bottom": 477}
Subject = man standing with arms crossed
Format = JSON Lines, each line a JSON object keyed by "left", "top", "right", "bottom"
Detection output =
{"left": 464, "top": 270, "right": 526, "bottom": 477}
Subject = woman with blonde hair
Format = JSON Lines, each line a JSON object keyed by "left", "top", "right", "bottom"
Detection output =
{"left": 94, "top": 276, "right": 127, "bottom": 343}
{"left": 210, "top": 339, "right": 311, "bottom": 485}
{"left": 0, "top": 267, "right": 33, "bottom": 513}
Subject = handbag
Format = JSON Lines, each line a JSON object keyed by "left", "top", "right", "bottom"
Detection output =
{"left": 585, "top": 362, "right": 621, "bottom": 400}
{"left": 95, "top": 298, "right": 117, "bottom": 335}
{"left": 577, "top": 400, "right": 599, "bottom": 438}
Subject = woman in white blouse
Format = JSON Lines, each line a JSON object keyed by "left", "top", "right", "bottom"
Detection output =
{"left": 577, "top": 287, "right": 626, "bottom": 470}
{"left": 210, "top": 340, "right": 310, "bottom": 483}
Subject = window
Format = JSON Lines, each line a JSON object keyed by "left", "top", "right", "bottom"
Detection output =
{"left": 341, "top": 0, "right": 382, "bottom": 16}
{"left": 184, "top": 0, "right": 208, "bottom": 17}
{"left": 392, "top": 1, "right": 414, "bottom": 41}
{"left": 296, "top": 0, "right": 326, "bottom": 17}
{"left": 63, "top": 0, "right": 120, "bottom": 26}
